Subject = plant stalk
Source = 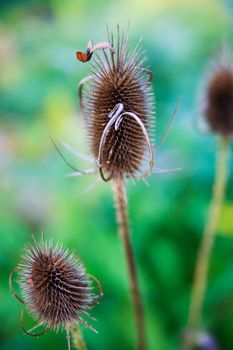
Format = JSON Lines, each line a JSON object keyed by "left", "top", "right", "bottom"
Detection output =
{"left": 187, "top": 135, "right": 229, "bottom": 338}
{"left": 113, "top": 176, "right": 146, "bottom": 350}
{"left": 71, "top": 325, "right": 87, "bottom": 350}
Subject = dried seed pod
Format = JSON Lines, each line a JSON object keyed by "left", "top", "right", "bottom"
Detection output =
{"left": 79, "top": 26, "right": 155, "bottom": 181}
{"left": 203, "top": 45, "right": 233, "bottom": 135}
{"left": 10, "top": 234, "right": 102, "bottom": 340}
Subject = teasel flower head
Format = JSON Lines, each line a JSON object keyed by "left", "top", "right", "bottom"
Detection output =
{"left": 10, "top": 234, "right": 102, "bottom": 345}
{"left": 201, "top": 44, "right": 233, "bottom": 136}
{"left": 78, "top": 25, "right": 155, "bottom": 181}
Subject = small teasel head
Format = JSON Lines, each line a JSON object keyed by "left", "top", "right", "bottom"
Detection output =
{"left": 10, "top": 234, "right": 102, "bottom": 345}
{"left": 79, "top": 25, "right": 155, "bottom": 181}
{"left": 202, "top": 44, "right": 233, "bottom": 136}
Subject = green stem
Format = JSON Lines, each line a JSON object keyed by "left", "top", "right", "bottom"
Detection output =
{"left": 187, "top": 135, "right": 229, "bottom": 340}
{"left": 71, "top": 325, "right": 87, "bottom": 350}
{"left": 113, "top": 176, "right": 146, "bottom": 350}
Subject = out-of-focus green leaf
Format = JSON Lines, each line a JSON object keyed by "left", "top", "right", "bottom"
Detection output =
{"left": 218, "top": 202, "right": 233, "bottom": 237}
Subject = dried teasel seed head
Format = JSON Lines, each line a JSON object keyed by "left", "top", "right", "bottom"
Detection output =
{"left": 15, "top": 235, "right": 101, "bottom": 331}
{"left": 80, "top": 26, "right": 155, "bottom": 181}
{"left": 203, "top": 44, "right": 233, "bottom": 136}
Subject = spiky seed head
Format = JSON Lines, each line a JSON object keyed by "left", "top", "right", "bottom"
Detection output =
{"left": 18, "top": 236, "right": 99, "bottom": 330}
{"left": 203, "top": 45, "right": 233, "bottom": 135}
{"left": 81, "top": 26, "right": 155, "bottom": 181}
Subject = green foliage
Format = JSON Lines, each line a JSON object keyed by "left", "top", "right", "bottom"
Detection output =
{"left": 0, "top": 0, "right": 233, "bottom": 349}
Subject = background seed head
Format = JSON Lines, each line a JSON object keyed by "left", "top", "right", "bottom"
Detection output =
{"left": 203, "top": 45, "right": 233, "bottom": 136}
{"left": 82, "top": 27, "right": 155, "bottom": 180}
{"left": 18, "top": 237, "right": 98, "bottom": 329}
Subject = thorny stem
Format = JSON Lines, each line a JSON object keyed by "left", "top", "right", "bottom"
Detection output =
{"left": 187, "top": 135, "right": 229, "bottom": 345}
{"left": 113, "top": 176, "right": 146, "bottom": 350}
{"left": 71, "top": 325, "right": 87, "bottom": 350}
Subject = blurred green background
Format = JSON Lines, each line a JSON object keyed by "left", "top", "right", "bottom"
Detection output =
{"left": 1, "top": 0, "right": 233, "bottom": 349}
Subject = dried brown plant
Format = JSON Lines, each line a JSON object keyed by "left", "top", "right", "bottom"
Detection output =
{"left": 186, "top": 45, "right": 233, "bottom": 350}
{"left": 10, "top": 234, "right": 102, "bottom": 350}
{"left": 76, "top": 25, "right": 155, "bottom": 350}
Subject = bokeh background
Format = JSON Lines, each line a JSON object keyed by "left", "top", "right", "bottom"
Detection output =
{"left": 1, "top": 0, "right": 233, "bottom": 349}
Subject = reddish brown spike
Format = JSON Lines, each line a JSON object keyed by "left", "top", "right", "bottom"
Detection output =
{"left": 76, "top": 50, "right": 93, "bottom": 62}
{"left": 76, "top": 41, "right": 114, "bottom": 63}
